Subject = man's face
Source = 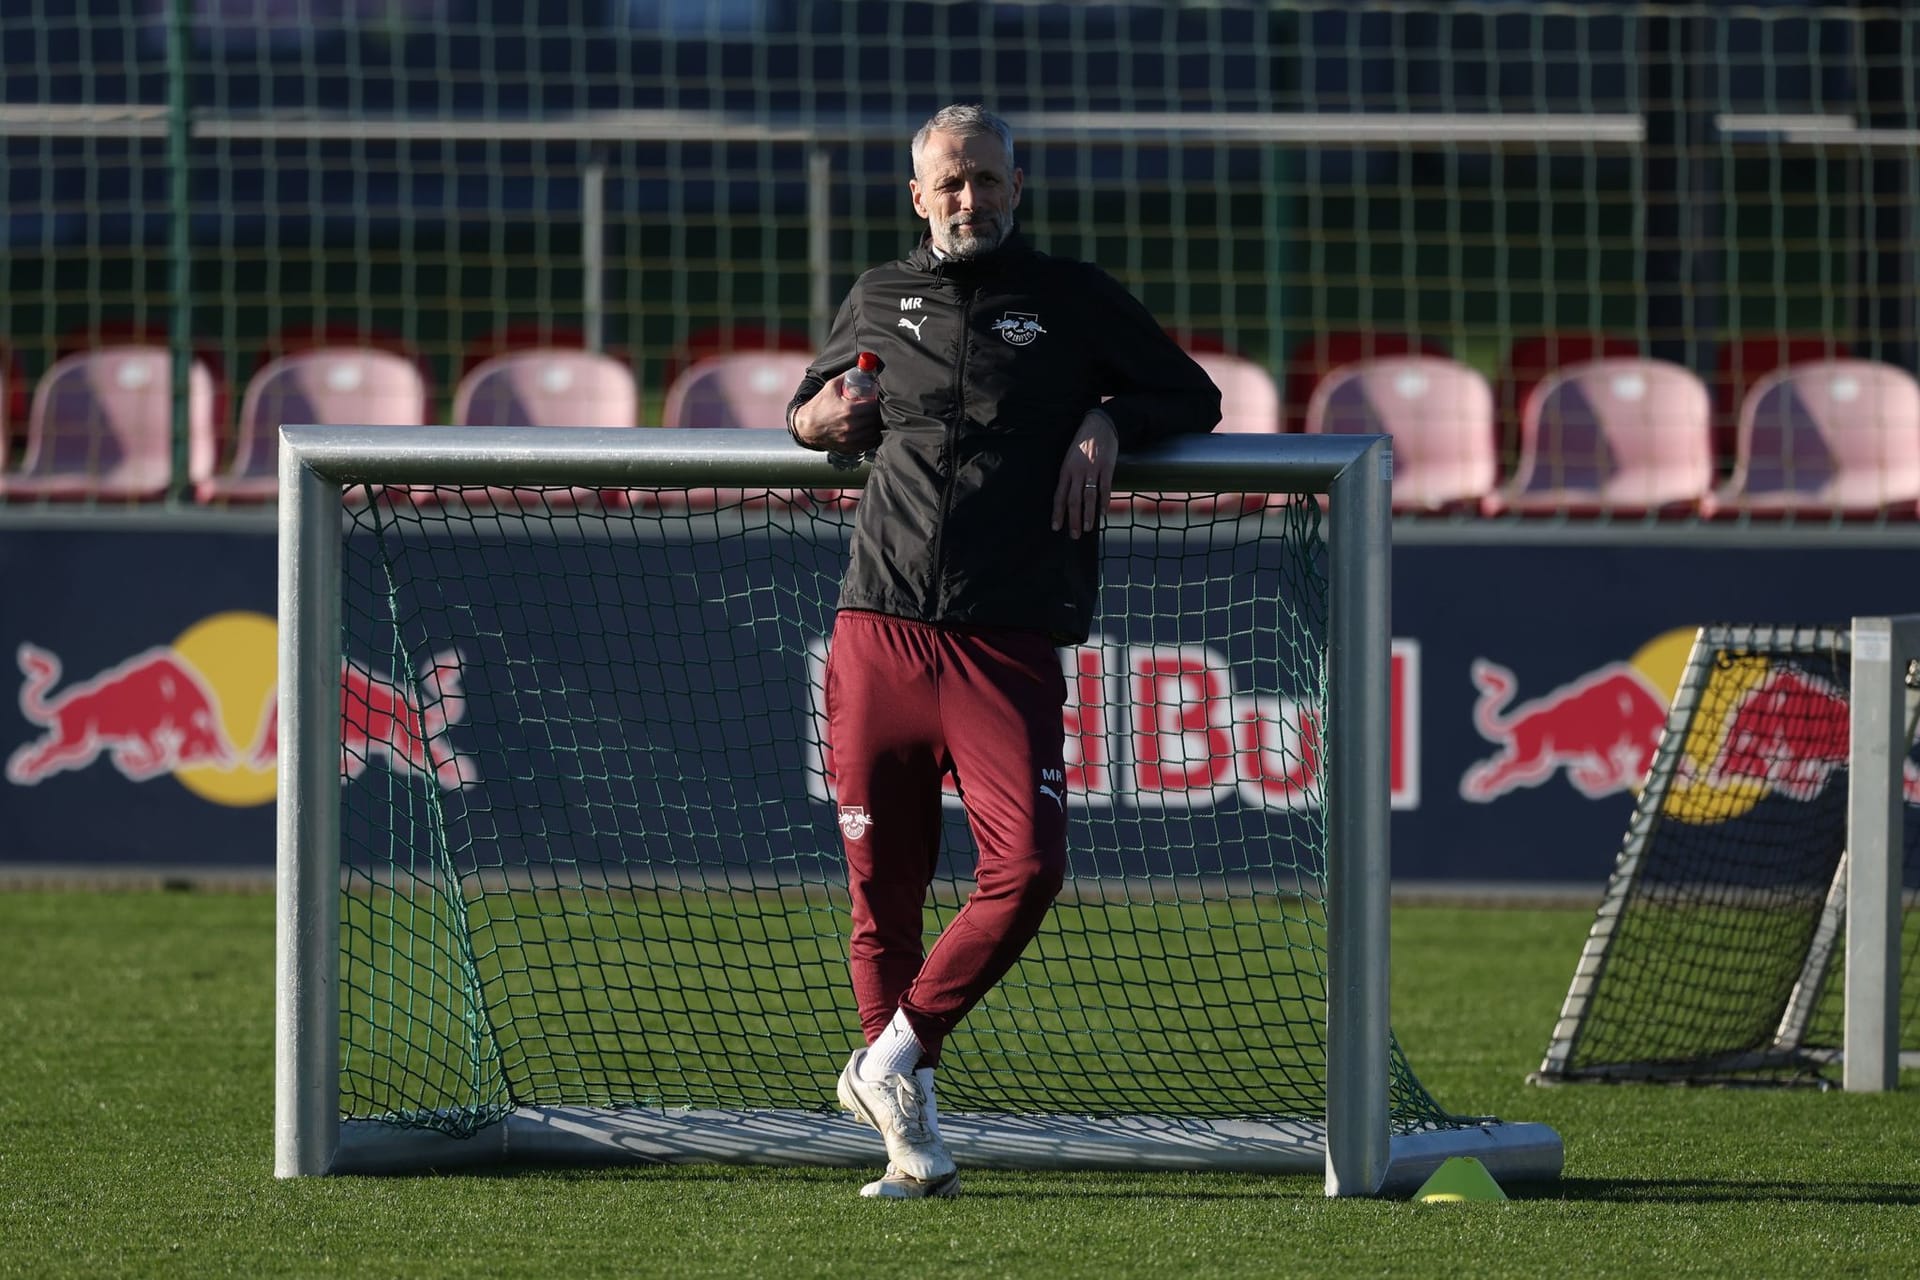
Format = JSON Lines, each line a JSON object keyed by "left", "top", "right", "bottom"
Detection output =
{"left": 910, "top": 129, "right": 1023, "bottom": 260}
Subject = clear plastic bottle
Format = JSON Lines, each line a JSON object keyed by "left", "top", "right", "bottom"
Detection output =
{"left": 839, "top": 350, "right": 881, "bottom": 403}
{"left": 830, "top": 351, "right": 882, "bottom": 469}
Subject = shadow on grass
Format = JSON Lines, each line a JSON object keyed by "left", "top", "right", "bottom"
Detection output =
{"left": 1518, "top": 1177, "right": 1920, "bottom": 1207}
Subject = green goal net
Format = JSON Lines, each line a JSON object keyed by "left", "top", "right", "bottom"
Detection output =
{"left": 338, "top": 485, "right": 1432, "bottom": 1128}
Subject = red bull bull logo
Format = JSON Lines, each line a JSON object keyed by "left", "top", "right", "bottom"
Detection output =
{"left": 339, "top": 649, "right": 480, "bottom": 789}
{"left": 6, "top": 612, "right": 477, "bottom": 805}
{"left": 1698, "top": 666, "right": 1852, "bottom": 802}
{"left": 8, "top": 644, "right": 232, "bottom": 784}
{"left": 1459, "top": 659, "right": 1668, "bottom": 803}
{"left": 1462, "top": 629, "right": 1920, "bottom": 817}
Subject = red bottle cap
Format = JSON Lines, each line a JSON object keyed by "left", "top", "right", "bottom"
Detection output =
{"left": 856, "top": 351, "right": 881, "bottom": 373}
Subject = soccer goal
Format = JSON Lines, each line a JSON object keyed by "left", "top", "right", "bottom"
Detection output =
{"left": 273, "top": 425, "right": 1562, "bottom": 1196}
{"left": 1533, "top": 619, "right": 1920, "bottom": 1089}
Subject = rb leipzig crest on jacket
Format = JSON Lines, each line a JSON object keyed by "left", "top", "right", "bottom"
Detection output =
{"left": 992, "top": 312, "right": 1047, "bottom": 346}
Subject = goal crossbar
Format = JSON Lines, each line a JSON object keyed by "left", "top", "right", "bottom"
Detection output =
{"left": 274, "top": 425, "right": 1563, "bottom": 1195}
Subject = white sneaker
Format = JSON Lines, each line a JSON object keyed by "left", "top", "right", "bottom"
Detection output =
{"left": 836, "top": 1049, "right": 957, "bottom": 1183}
{"left": 860, "top": 1163, "right": 961, "bottom": 1200}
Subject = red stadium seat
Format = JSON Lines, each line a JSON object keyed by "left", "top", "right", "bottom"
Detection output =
{"left": 1120, "top": 350, "right": 1281, "bottom": 516}
{"left": 1, "top": 345, "right": 213, "bottom": 501}
{"left": 1305, "top": 356, "right": 1497, "bottom": 513}
{"left": 1285, "top": 331, "right": 1449, "bottom": 434}
{"left": 197, "top": 347, "right": 428, "bottom": 504}
{"left": 450, "top": 348, "right": 639, "bottom": 509}
{"left": 659, "top": 351, "right": 816, "bottom": 511}
{"left": 1485, "top": 357, "right": 1713, "bottom": 517}
{"left": 1192, "top": 351, "right": 1281, "bottom": 437}
{"left": 1706, "top": 360, "right": 1920, "bottom": 519}
{"left": 58, "top": 321, "right": 231, "bottom": 459}
{"left": 1495, "top": 333, "right": 1641, "bottom": 475}
{"left": 660, "top": 324, "right": 811, "bottom": 395}
{"left": 1710, "top": 335, "right": 1851, "bottom": 467}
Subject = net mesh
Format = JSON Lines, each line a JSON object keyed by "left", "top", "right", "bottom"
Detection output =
{"left": 335, "top": 485, "right": 1458, "bottom": 1137}
{"left": 1545, "top": 624, "right": 1920, "bottom": 1085}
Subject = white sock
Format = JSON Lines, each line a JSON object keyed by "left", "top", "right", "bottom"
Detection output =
{"left": 860, "top": 1008, "right": 923, "bottom": 1081}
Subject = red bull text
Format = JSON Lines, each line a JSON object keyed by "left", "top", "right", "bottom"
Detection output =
{"left": 807, "top": 636, "right": 1419, "bottom": 811}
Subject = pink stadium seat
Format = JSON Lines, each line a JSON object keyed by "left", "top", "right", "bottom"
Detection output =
{"left": 1711, "top": 334, "right": 1850, "bottom": 467}
{"left": 451, "top": 348, "right": 639, "bottom": 509}
{"left": 459, "top": 322, "right": 589, "bottom": 382}
{"left": 0, "top": 346, "right": 212, "bottom": 501}
{"left": 660, "top": 323, "right": 811, "bottom": 393}
{"left": 662, "top": 352, "right": 812, "bottom": 431}
{"left": 1285, "top": 330, "right": 1449, "bottom": 434}
{"left": 456, "top": 348, "right": 637, "bottom": 429}
{"left": 1305, "top": 356, "right": 1498, "bottom": 513}
{"left": 1121, "top": 350, "right": 1282, "bottom": 515}
{"left": 658, "top": 352, "right": 817, "bottom": 511}
{"left": 1191, "top": 351, "right": 1281, "bottom": 437}
{"left": 1485, "top": 357, "right": 1714, "bottom": 517}
{"left": 196, "top": 347, "right": 428, "bottom": 504}
{"left": 1706, "top": 360, "right": 1920, "bottom": 519}
{"left": 1495, "top": 333, "right": 1641, "bottom": 477}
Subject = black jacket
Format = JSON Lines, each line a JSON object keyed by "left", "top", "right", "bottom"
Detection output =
{"left": 788, "top": 232, "right": 1221, "bottom": 644}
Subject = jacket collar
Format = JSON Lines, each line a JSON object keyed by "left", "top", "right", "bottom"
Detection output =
{"left": 906, "top": 227, "right": 1031, "bottom": 281}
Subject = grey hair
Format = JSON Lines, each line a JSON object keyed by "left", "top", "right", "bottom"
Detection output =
{"left": 911, "top": 103, "right": 1016, "bottom": 178}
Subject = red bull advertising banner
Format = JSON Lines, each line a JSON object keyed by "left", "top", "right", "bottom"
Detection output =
{"left": 2, "top": 522, "right": 1917, "bottom": 882}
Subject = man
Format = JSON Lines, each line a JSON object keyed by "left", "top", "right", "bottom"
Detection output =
{"left": 787, "top": 103, "right": 1220, "bottom": 1200}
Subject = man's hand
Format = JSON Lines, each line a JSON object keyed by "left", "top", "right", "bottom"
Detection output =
{"left": 1051, "top": 410, "right": 1119, "bottom": 540}
{"left": 791, "top": 374, "right": 884, "bottom": 453}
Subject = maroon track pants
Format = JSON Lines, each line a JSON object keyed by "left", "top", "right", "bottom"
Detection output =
{"left": 824, "top": 609, "right": 1069, "bottom": 1067}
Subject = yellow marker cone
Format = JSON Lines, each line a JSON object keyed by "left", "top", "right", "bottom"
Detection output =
{"left": 1413, "top": 1156, "right": 1508, "bottom": 1203}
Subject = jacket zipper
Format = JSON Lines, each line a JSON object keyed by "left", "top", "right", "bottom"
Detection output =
{"left": 927, "top": 283, "right": 971, "bottom": 618}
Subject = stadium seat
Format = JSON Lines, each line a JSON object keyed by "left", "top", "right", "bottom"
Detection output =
{"left": 455, "top": 348, "right": 637, "bottom": 429}
{"left": 660, "top": 324, "right": 811, "bottom": 394}
{"left": 459, "top": 323, "right": 590, "bottom": 380}
{"left": 1711, "top": 334, "right": 1851, "bottom": 468}
{"left": 1191, "top": 351, "right": 1282, "bottom": 436}
{"left": 1284, "top": 331, "right": 1449, "bottom": 434}
{"left": 662, "top": 351, "right": 811, "bottom": 431}
{"left": 1485, "top": 357, "right": 1714, "bottom": 517}
{"left": 1706, "top": 359, "right": 1920, "bottom": 519}
{"left": 451, "top": 348, "right": 639, "bottom": 509}
{"left": 660, "top": 351, "right": 815, "bottom": 510}
{"left": 1494, "top": 333, "right": 1641, "bottom": 475}
{"left": 1305, "top": 356, "right": 1498, "bottom": 513}
{"left": 196, "top": 347, "right": 428, "bottom": 504}
{"left": 58, "top": 321, "right": 232, "bottom": 459}
{"left": 1117, "top": 350, "right": 1282, "bottom": 516}
{"left": 0, "top": 345, "right": 212, "bottom": 501}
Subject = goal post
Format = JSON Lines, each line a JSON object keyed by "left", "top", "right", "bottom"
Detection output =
{"left": 274, "top": 425, "right": 1563, "bottom": 1196}
{"left": 1533, "top": 618, "right": 1920, "bottom": 1090}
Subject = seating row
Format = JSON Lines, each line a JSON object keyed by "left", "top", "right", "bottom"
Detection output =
{"left": 2, "top": 344, "right": 1916, "bottom": 518}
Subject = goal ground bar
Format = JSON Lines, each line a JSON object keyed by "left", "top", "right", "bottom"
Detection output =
{"left": 331, "top": 1107, "right": 1564, "bottom": 1197}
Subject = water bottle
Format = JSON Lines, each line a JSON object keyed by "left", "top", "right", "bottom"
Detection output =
{"left": 830, "top": 351, "right": 881, "bottom": 470}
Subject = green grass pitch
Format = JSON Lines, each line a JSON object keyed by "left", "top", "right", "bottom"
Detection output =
{"left": 2, "top": 890, "right": 1916, "bottom": 1278}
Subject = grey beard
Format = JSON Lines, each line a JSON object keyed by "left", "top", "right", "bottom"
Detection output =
{"left": 937, "top": 217, "right": 1010, "bottom": 260}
